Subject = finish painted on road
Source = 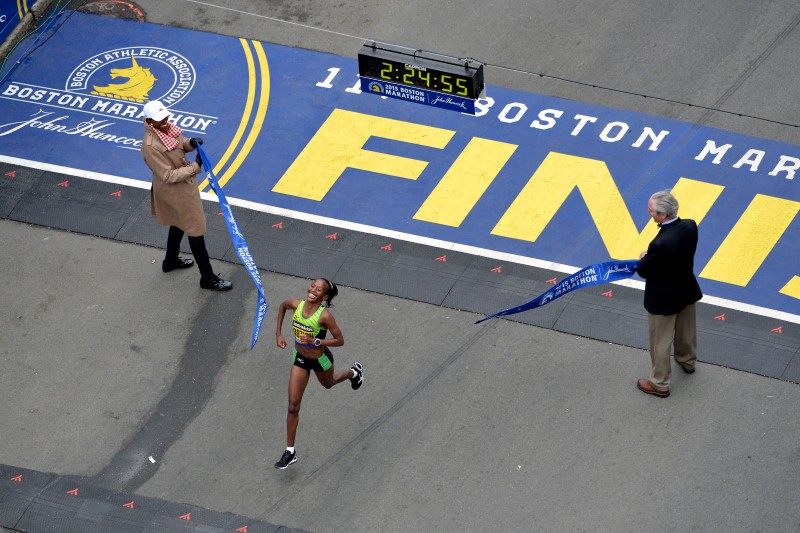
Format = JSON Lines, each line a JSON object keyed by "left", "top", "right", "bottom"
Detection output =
{"left": 0, "top": 10, "right": 797, "bottom": 319}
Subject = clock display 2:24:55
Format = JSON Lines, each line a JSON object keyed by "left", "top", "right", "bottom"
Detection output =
{"left": 380, "top": 61, "right": 469, "bottom": 96}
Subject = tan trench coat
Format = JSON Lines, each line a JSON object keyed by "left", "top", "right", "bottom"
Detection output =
{"left": 141, "top": 126, "right": 206, "bottom": 236}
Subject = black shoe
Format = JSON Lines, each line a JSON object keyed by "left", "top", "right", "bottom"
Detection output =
{"left": 274, "top": 450, "right": 297, "bottom": 469}
{"left": 200, "top": 274, "right": 232, "bottom": 291}
{"left": 350, "top": 362, "right": 363, "bottom": 390}
{"left": 678, "top": 363, "right": 695, "bottom": 374}
{"left": 162, "top": 257, "right": 194, "bottom": 272}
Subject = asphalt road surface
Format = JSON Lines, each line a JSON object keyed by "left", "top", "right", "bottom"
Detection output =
{"left": 1, "top": 1, "right": 799, "bottom": 532}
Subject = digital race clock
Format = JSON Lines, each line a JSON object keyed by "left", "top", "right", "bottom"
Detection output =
{"left": 358, "top": 41, "right": 484, "bottom": 100}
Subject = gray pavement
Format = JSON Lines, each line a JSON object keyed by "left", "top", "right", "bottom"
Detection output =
{"left": 2, "top": 219, "right": 800, "bottom": 532}
{"left": 2, "top": 1, "right": 800, "bottom": 532}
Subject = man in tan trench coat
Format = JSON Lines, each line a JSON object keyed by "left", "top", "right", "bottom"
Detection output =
{"left": 141, "top": 100, "right": 232, "bottom": 291}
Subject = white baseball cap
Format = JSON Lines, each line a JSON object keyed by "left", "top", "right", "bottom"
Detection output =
{"left": 143, "top": 100, "right": 170, "bottom": 121}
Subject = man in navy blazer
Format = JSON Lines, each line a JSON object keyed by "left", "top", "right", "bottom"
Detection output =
{"left": 635, "top": 190, "right": 702, "bottom": 398}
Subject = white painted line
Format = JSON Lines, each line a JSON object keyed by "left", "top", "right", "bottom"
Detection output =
{"left": 3, "top": 154, "right": 798, "bottom": 325}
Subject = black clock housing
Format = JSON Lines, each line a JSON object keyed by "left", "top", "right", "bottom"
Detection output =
{"left": 358, "top": 41, "right": 484, "bottom": 99}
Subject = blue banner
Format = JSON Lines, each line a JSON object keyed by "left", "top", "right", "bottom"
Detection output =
{"left": 476, "top": 260, "right": 639, "bottom": 324}
{"left": 196, "top": 145, "right": 268, "bottom": 349}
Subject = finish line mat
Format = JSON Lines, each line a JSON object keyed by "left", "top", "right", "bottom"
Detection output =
{"left": 0, "top": 10, "right": 797, "bottom": 326}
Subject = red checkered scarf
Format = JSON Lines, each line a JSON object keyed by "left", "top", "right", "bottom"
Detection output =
{"left": 146, "top": 120, "right": 183, "bottom": 151}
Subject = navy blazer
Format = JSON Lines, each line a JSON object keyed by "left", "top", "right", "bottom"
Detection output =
{"left": 636, "top": 218, "right": 703, "bottom": 315}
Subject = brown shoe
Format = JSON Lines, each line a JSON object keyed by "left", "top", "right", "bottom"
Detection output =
{"left": 637, "top": 379, "right": 670, "bottom": 398}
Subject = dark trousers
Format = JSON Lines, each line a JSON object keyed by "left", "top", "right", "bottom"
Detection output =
{"left": 165, "top": 225, "right": 214, "bottom": 280}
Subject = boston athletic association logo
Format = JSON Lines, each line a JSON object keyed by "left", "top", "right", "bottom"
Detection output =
{"left": 0, "top": 46, "right": 215, "bottom": 144}
{"left": 68, "top": 47, "right": 196, "bottom": 105}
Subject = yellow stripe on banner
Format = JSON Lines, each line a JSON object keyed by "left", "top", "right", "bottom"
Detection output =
{"left": 198, "top": 38, "right": 257, "bottom": 191}
{"left": 216, "top": 40, "right": 270, "bottom": 189}
{"left": 17, "top": 0, "right": 25, "bottom": 19}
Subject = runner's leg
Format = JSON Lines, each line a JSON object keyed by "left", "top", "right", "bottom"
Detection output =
{"left": 287, "top": 365, "right": 311, "bottom": 447}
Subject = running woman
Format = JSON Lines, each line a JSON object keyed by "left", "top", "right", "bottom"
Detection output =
{"left": 273, "top": 278, "right": 363, "bottom": 469}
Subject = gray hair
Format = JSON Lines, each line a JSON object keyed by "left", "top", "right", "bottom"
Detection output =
{"left": 650, "top": 189, "right": 678, "bottom": 217}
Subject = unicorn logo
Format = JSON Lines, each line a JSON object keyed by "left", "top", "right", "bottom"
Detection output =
{"left": 91, "top": 56, "right": 156, "bottom": 102}
{"left": 68, "top": 47, "right": 196, "bottom": 106}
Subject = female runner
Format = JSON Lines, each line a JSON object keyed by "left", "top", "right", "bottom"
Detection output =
{"left": 273, "top": 278, "right": 363, "bottom": 469}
